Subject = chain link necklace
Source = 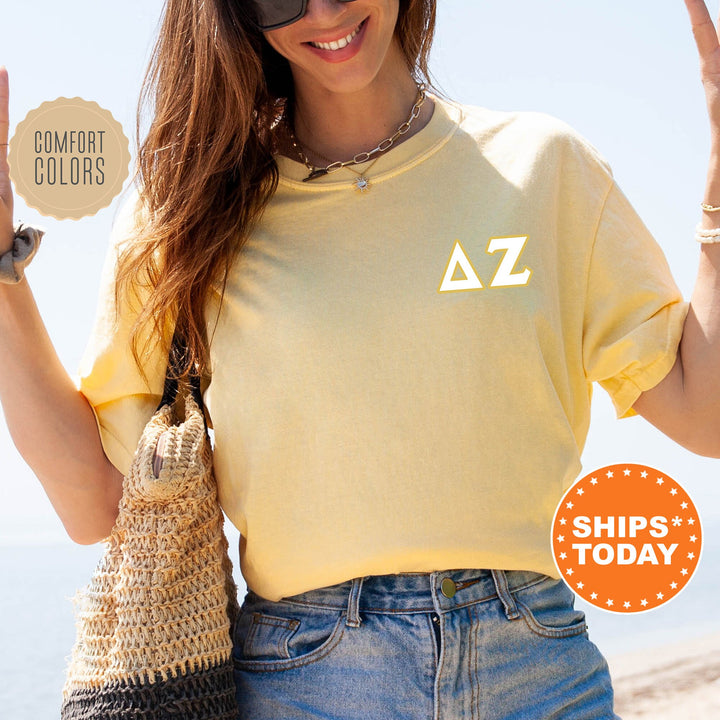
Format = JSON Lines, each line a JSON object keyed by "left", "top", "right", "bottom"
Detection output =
{"left": 286, "top": 84, "right": 427, "bottom": 192}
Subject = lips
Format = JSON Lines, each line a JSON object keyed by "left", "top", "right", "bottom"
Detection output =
{"left": 306, "top": 18, "right": 367, "bottom": 53}
{"left": 309, "top": 24, "right": 361, "bottom": 51}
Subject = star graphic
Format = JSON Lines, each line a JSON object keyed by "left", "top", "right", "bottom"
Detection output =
{"left": 566, "top": 501, "right": 574, "bottom": 509}
{"left": 640, "top": 471, "right": 648, "bottom": 478}
{"left": 577, "top": 582, "right": 584, "bottom": 589}
{"left": 623, "top": 601, "right": 631, "bottom": 608}
{"left": 670, "top": 488, "right": 678, "bottom": 496}
{"left": 688, "top": 518, "right": 695, "bottom": 526}
{"left": 566, "top": 568, "right": 574, "bottom": 576}
{"left": 557, "top": 535, "right": 565, "bottom": 542}
{"left": 606, "top": 599, "right": 614, "bottom": 607}
{"left": 591, "top": 592, "right": 598, "bottom": 600}
{"left": 657, "top": 592, "right": 664, "bottom": 600}
{"left": 560, "top": 517, "right": 567, "bottom": 525}
{"left": 688, "top": 552, "right": 695, "bottom": 560}
{"left": 641, "top": 599, "right": 648, "bottom": 607}
{"left": 670, "top": 582, "right": 678, "bottom": 590}
{"left": 690, "top": 535, "right": 697, "bottom": 543}
{"left": 577, "top": 488, "right": 585, "bottom": 496}
{"left": 681, "top": 568, "right": 689, "bottom": 576}
{"left": 656, "top": 477, "right": 664, "bottom": 485}
{"left": 672, "top": 516, "right": 682, "bottom": 527}
{"left": 623, "top": 469, "right": 631, "bottom": 476}
{"left": 590, "top": 478, "right": 598, "bottom": 485}
{"left": 681, "top": 502, "right": 688, "bottom": 510}
{"left": 606, "top": 471, "right": 614, "bottom": 478}
{"left": 559, "top": 552, "right": 567, "bottom": 560}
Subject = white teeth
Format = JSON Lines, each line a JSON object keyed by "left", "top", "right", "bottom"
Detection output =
{"left": 310, "top": 24, "right": 361, "bottom": 51}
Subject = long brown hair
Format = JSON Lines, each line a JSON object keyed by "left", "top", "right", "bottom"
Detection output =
{"left": 118, "top": 0, "right": 437, "bottom": 381}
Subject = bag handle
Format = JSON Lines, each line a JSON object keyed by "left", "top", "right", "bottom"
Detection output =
{"left": 151, "top": 330, "right": 208, "bottom": 478}
{"left": 157, "top": 329, "right": 204, "bottom": 413}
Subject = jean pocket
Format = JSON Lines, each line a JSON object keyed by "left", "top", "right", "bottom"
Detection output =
{"left": 242, "top": 612, "right": 300, "bottom": 660}
{"left": 511, "top": 575, "right": 587, "bottom": 639}
{"left": 232, "top": 600, "right": 346, "bottom": 671}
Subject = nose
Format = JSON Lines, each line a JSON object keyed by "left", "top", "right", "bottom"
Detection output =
{"left": 303, "top": 0, "right": 356, "bottom": 25}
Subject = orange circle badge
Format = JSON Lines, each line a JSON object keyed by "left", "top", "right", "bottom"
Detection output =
{"left": 551, "top": 464, "right": 702, "bottom": 613}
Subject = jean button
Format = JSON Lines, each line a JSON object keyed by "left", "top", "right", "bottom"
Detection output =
{"left": 440, "top": 577, "right": 457, "bottom": 598}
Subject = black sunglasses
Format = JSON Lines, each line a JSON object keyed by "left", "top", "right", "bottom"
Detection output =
{"left": 249, "top": 0, "right": 358, "bottom": 32}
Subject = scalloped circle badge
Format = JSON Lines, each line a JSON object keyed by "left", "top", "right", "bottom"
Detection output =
{"left": 8, "top": 97, "right": 130, "bottom": 220}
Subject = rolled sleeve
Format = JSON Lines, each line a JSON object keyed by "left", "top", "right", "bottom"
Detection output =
{"left": 76, "top": 190, "right": 169, "bottom": 475}
{"left": 583, "top": 182, "right": 689, "bottom": 418}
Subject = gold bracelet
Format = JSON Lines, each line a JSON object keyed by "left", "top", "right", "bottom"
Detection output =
{"left": 701, "top": 202, "right": 720, "bottom": 213}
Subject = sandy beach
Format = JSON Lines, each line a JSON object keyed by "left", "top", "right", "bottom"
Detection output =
{"left": 609, "top": 632, "right": 720, "bottom": 719}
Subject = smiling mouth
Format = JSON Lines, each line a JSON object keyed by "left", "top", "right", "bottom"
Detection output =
{"left": 308, "top": 19, "right": 366, "bottom": 51}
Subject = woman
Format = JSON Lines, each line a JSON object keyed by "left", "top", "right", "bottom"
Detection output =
{"left": 1, "top": 1, "right": 719, "bottom": 718}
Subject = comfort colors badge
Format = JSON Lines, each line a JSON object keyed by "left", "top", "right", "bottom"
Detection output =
{"left": 8, "top": 97, "right": 130, "bottom": 220}
{"left": 551, "top": 463, "right": 702, "bottom": 614}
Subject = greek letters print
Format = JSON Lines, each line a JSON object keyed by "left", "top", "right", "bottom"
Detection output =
{"left": 438, "top": 236, "right": 532, "bottom": 293}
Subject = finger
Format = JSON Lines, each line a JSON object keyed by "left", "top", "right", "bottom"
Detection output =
{"left": 0, "top": 66, "right": 8, "bottom": 165}
{"left": 684, "top": 0, "right": 720, "bottom": 59}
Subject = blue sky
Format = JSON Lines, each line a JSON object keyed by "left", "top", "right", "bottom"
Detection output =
{"left": 2, "top": 0, "right": 720, "bottom": 653}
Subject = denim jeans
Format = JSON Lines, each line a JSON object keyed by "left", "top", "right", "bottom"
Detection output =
{"left": 232, "top": 569, "right": 620, "bottom": 719}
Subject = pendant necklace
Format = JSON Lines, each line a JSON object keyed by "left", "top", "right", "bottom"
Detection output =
{"left": 307, "top": 153, "right": 382, "bottom": 193}
{"left": 286, "top": 84, "right": 427, "bottom": 192}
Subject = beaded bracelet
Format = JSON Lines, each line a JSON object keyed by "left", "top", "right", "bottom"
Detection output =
{"left": 0, "top": 222, "right": 45, "bottom": 284}
{"left": 695, "top": 224, "right": 720, "bottom": 244}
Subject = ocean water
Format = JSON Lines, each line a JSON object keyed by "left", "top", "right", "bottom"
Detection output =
{"left": 1, "top": 523, "right": 719, "bottom": 720}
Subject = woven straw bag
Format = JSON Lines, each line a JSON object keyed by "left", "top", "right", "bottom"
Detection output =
{"left": 60, "top": 358, "right": 240, "bottom": 720}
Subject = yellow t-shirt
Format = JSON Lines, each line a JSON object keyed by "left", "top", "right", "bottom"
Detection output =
{"left": 78, "top": 97, "right": 688, "bottom": 601}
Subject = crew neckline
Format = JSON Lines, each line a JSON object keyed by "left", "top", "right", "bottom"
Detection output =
{"left": 276, "top": 94, "right": 463, "bottom": 191}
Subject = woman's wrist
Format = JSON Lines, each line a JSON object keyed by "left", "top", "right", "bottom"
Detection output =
{"left": 0, "top": 223, "right": 45, "bottom": 284}
{"left": 0, "top": 219, "right": 13, "bottom": 254}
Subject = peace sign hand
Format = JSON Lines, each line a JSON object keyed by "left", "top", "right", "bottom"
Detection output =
{"left": 685, "top": 0, "right": 720, "bottom": 142}
{"left": 0, "top": 66, "right": 14, "bottom": 254}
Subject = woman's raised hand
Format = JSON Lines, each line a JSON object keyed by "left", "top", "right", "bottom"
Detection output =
{"left": 631, "top": 2, "right": 720, "bottom": 454}
{"left": 685, "top": 1, "right": 720, "bottom": 144}
{"left": 0, "top": 66, "right": 124, "bottom": 543}
{"left": 0, "top": 67, "right": 14, "bottom": 254}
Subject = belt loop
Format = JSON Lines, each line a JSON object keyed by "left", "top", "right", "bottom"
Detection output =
{"left": 345, "top": 577, "right": 364, "bottom": 628}
{"left": 490, "top": 569, "right": 520, "bottom": 620}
